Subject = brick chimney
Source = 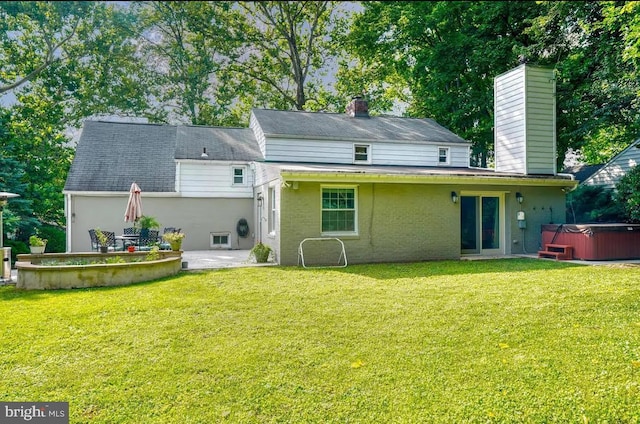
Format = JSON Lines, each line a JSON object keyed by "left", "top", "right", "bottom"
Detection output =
{"left": 346, "top": 95, "right": 369, "bottom": 118}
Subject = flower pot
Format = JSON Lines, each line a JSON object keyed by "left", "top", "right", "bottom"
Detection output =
{"left": 127, "top": 245, "right": 136, "bottom": 253}
{"left": 169, "top": 241, "right": 182, "bottom": 251}
{"left": 30, "top": 245, "right": 45, "bottom": 254}
{"left": 99, "top": 246, "right": 108, "bottom": 254}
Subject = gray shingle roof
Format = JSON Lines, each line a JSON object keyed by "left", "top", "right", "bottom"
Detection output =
{"left": 65, "top": 121, "right": 263, "bottom": 193}
{"left": 174, "top": 126, "right": 262, "bottom": 161}
{"left": 251, "top": 108, "right": 469, "bottom": 144}
{"left": 64, "top": 121, "right": 178, "bottom": 192}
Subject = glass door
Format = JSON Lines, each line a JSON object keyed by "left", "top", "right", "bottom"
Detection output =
{"left": 461, "top": 194, "right": 502, "bottom": 255}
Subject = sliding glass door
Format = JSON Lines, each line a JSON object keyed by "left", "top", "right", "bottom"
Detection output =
{"left": 461, "top": 194, "right": 503, "bottom": 255}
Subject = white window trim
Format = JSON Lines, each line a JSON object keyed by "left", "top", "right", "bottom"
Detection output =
{"left": 320, "top": 185, "right": 358, "bottom": 236}
{"left": 438, "top": 147, "right": 450, "bottom": 165}
{"left": 353, "top": 144, "right": 371, "bottom": 164}
{"left": 268, "top": 185, "right": 276, "bottom": 236}
{"left": 232, "top": 166, "right": 246, "bottom": 186}
{"left": 210, "top": 232, "right": 231, "bottom": 248}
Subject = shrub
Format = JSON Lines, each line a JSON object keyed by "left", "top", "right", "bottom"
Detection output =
{"left": 615, "top": 165, "right": 640, "bottom": 223}
{"left": 566, "top": 185, "right": 625, "bottom": 223}
{"left": 37, "top": 225, "right": 66, "bottom": 253}
{"left": 249, "top": 243, "right": 272, "bottom": 263}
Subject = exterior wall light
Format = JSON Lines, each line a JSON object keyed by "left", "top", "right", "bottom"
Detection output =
{"left": 257, "top": 194, "right": 264, "bottom": 207}
{"left": 451, "top": 191, "right": 458, "bottom": 204}
{"left": 516, "top": 192, "right": 524, "bottom": 204}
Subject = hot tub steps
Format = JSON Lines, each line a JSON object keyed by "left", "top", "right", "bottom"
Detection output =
{"left": 538, "top": 244, "right": 574, "bottom": 260}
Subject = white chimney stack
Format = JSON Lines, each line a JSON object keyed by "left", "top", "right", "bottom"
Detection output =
{"left": 494, "top": 64, "right": 556, "bottom": 175}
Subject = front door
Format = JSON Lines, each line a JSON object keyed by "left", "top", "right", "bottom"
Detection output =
{"left": 461, "top": 194, "right": 503, "bottom": 255}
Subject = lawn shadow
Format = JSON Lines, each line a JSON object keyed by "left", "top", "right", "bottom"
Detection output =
{"left": 279, "top": 257, "right": 586, "bottom": 280}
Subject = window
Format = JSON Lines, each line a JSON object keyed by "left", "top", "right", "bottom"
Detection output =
{"left": 353, "top": 144, "right": 371, "bottom": 163}
{"left": 232, "top": 167, "right": 245, "bottom": 185}
{"left": 268, "top": 186, "right": 276, "bottom": 234}
{"left": 210, "top": 233, "right": 230, "bottom": 248}
{"left": 322, "top": 187, "right": 357, "bottom": 234}
{"left": 438, "top": 147, "right": 450, "bottom": 165}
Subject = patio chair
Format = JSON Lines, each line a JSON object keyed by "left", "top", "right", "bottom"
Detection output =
{"left": 138, "top": 229, "right": 160, "bottom": 251}
{"left": 88, "top": 229, "right": 98, "bottom": 251}
{"left": 102, "top": 231, "right": 121, "bottom": 251}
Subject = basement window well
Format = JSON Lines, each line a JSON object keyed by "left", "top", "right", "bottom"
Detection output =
{"left": 210, "top": 233, "right": 230, "bottom": 248}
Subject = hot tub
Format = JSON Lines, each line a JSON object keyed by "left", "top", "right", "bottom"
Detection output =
{"left": 541, "top": 224, "right": 640, "bottom": 261}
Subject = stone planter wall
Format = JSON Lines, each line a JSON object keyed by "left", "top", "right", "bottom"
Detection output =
{"left": 16, "top": 251, "right": 182, "bottom": 290}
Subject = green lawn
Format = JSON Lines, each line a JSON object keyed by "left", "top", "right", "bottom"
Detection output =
{"left": 1, "top": 259, "right": 640, "bottom": 423}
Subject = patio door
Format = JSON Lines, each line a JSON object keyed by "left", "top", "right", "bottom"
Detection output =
{"left": 461, "top": 194, "right": 503, "bottom": 255}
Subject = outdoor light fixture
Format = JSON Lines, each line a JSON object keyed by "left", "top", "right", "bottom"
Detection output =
{"left": 201, "top": 147, "right": 208, "bottom": 158}
{"left": 451, "top": 191, "right": 458, "bottom": 204}
{"left": 516, "top": 192, "right": 524, "bottom": 204}
{"left": 257, "top": 194, "right": 264, "bottom": 207}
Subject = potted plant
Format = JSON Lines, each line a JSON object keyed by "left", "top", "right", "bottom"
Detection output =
{"left": 162, "top": 231, "right": 185, "bottom": 251}
{"left": 95, "top": 228, "right": 109, "bottom": 253}
{"left": 136, "top": 215, "right": 160, "bottom": 231}
{"left": 29, "top": 235, "right": 47, "bottom": 254}
{"left": 249, "top": 242, "right": 271, "bottom": 263}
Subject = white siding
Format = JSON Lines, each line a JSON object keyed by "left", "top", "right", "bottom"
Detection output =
{"left": 584, "top": 139, "right": 640, "bottom": 188}
{"left": 250, "top": 112, "right": 267, "bottom": 157}
{"left": 178, "top": 161, "right": 254, "bottom": 197}
{"left": 524, "top": 68, "right": 556, "bottom": 174}
{"left": 494, "top": 65, "right": 556, "bottom": 175}
{"left": 495, "top": 67, "right": 526, "bottom": 174}
{"left": 263, "top": 137, "right": 469, "bottom": 167}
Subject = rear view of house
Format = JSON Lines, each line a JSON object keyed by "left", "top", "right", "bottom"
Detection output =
{"left": 64, "top": 64, "right": 577, "bottom": 264}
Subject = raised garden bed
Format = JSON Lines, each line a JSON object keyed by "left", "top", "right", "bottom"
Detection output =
{"left": 15, "top": 251, "right": 182, "bottom": 290}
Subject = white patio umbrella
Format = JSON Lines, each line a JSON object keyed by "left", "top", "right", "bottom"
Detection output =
{"left": 124, "top": 182, "right": 143, "bottom": 223}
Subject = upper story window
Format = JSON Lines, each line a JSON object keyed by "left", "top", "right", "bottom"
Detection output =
{"left": 321, "top": 186, "right": 357, "bottom": 235}
{"left": 438, "top": 147, "right": 450, "bottom": 165}
{"left": 353, "top": 144, "right": 371, "bottom": 164}
{"left": 232, "top": 166, "right": 246, "bottom": 185}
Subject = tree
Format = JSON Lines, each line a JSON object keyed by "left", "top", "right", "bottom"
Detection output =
{"left": 339, "top": 1, "right": 544, "bottom": 167}
{"left": 1, "top": 1, "right": 162, "bottom": 227}
{"left": 527, "top": 1, "right": 640, "bottom": 167}
{"left": 232, "top": 1, "right": 349, "bottom": 112}
{"left": 136, "top": 1, "right": 243, "bottom": 126}
{"left": 615, "top": 165, "right": 640, "bottom": 223}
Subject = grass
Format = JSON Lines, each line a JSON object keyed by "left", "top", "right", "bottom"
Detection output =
{"left": 1, "top": 258, "right": 640, "bottom": 423}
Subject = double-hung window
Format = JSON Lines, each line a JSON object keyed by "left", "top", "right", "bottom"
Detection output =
{"left": 438, "top": 147, "right": 450, "bottom": 165}
{"left": 321, "top": 187, "right": 357, "bottom": 234}
{"left": 232, "top": 167, "right": 245, "bottom": 185}
{"left": 353, "top": 144, "right": 371, "bottom": 164}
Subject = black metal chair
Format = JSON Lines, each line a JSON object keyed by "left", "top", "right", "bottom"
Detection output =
{"left": 138, "top": 229, "right": 160, "bottom": 251}
{"left": 102, "top": 231, "right": 120, "bottom": 251}
{"left": 88, "top": 229, "right": 98, "bottom": 251}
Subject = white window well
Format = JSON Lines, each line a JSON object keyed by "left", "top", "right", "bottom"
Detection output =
{"left": 210, "top": 233, "right": 230, "bottom": 248}
{"left": 438, "top": 147, "right": 450, "bottom": 165}
{"left": 353, "top": 144, "right": 371, "bottom": 163}
{"left": 232, "top": 167, "right": 245, "bottom": 185}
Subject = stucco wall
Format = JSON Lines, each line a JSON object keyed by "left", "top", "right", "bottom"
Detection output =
{"left": 67, "top": 195, "right": 255, "bottom": 252}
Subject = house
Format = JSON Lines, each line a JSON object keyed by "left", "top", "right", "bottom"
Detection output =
{"left": 578, "top": 138, "right": 640, "bottom": 189}
{"left": 64, "top": 64, "right": 577, "bottom": 264}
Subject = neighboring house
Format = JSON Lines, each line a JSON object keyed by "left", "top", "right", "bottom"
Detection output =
{"left": 561, "top": 164, "right": 605, "bottom": 184}
{"left": 579, "top": 138, "right": 640, "bottom": 189}
{"left": 64, "top": 64, "right": 577, "bottom": 264}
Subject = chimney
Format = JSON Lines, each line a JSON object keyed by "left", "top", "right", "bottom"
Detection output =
{"left": 346, "top": 95, "right": 369, "bottom": 118}
{"left": 494, "top": 64, "right": 556, "bottom": 175}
